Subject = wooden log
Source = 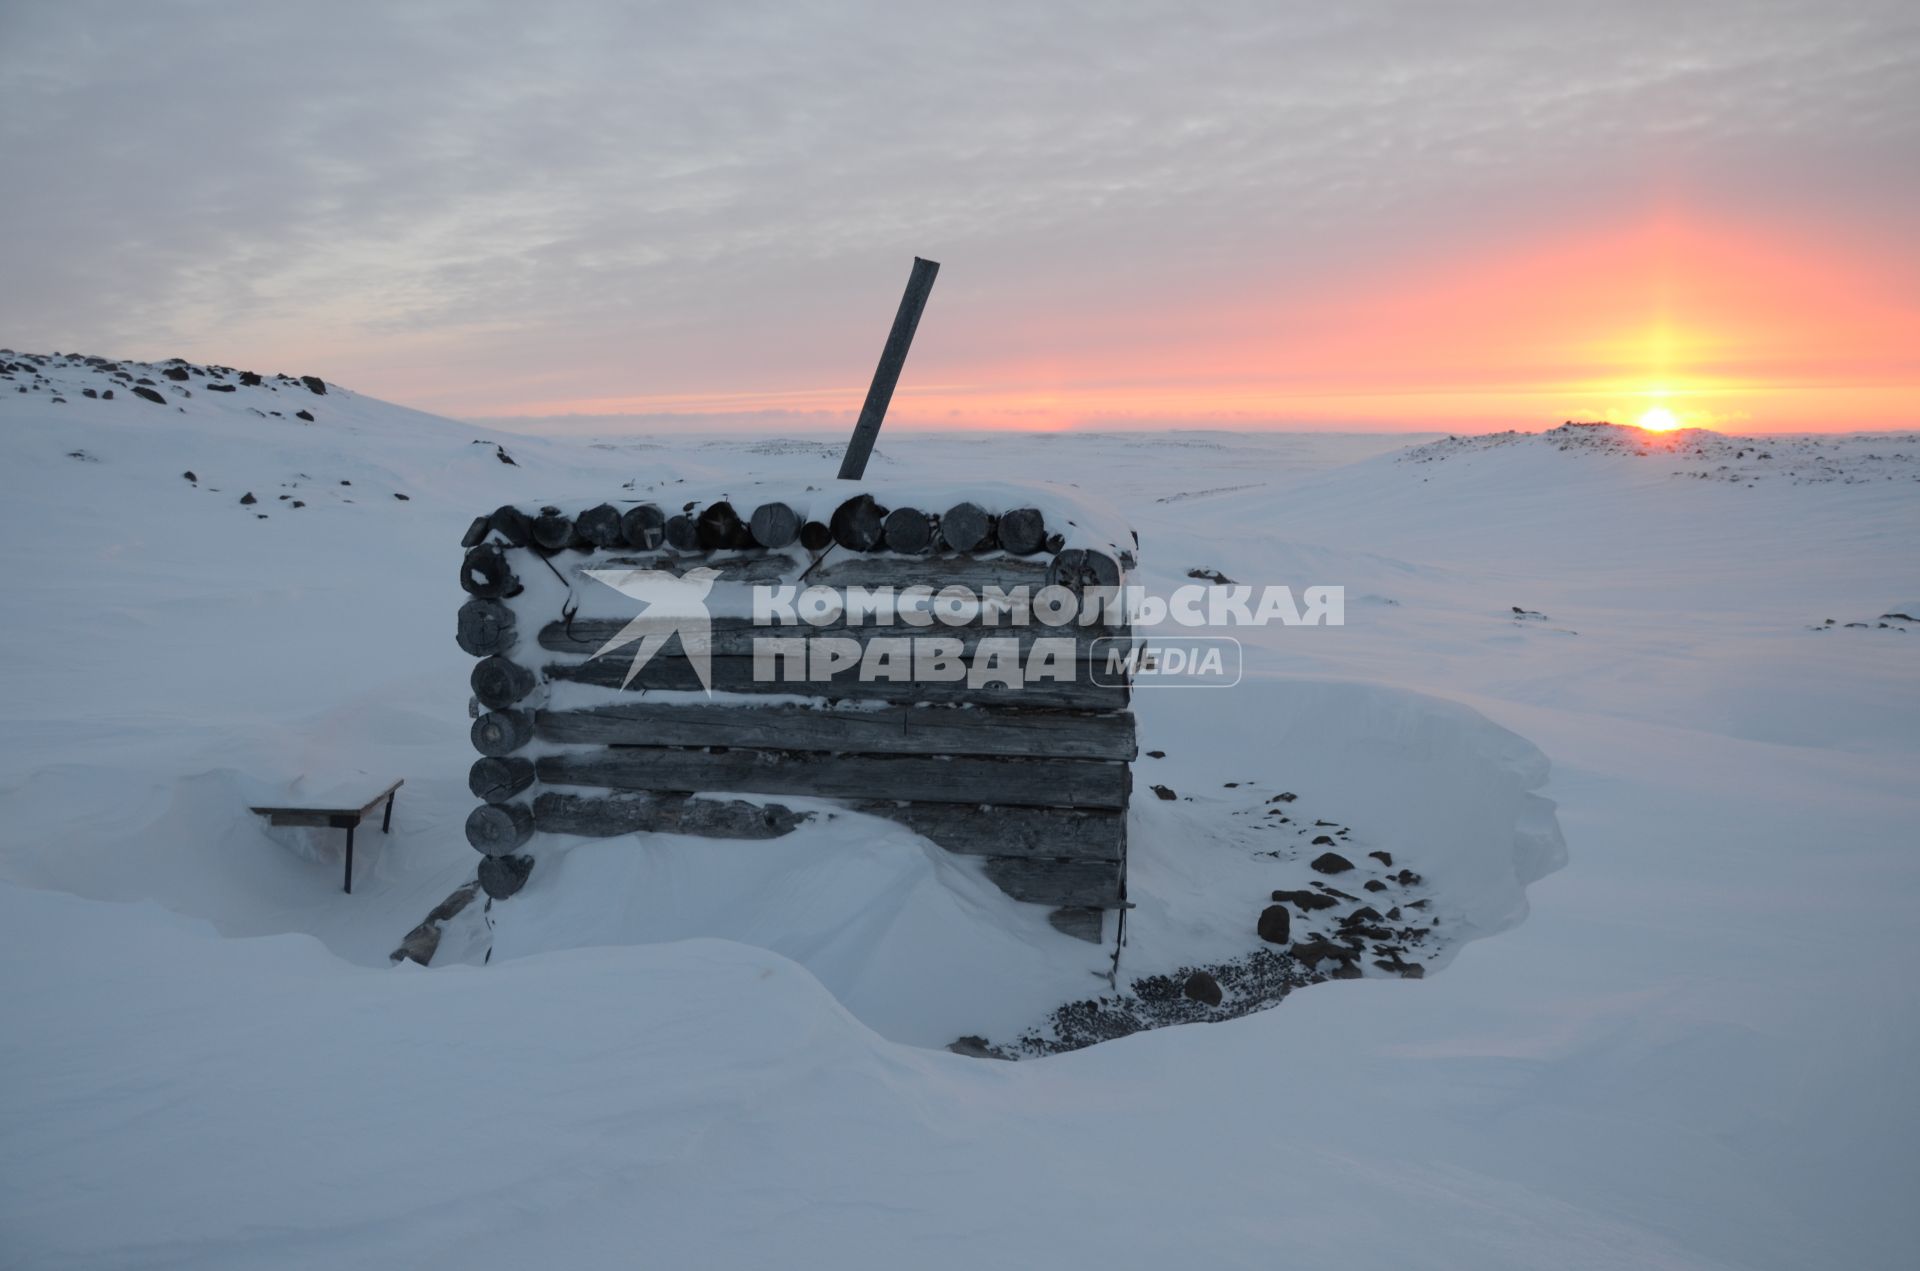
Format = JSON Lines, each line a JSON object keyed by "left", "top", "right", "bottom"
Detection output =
{"left": 847, "top": 801, "right": 1124, "bottom": 861}
{"left": 575, "top": 502, "right": 625, "bottom": 548}
{"left": 466, "top": 801, "right": 534, "bottom": 855}
{"left": 471, "top": 708, "right": 535, "bottom": 756}
{"left": 460, "top": 543, "right": 517, "bottom": 598}
{"left": 1047, "top": 907, "right": 1107, "bottom": 942}
{"left": 537, "top": 616, "right": 1119, "bottom": 660}
{"left": 749, "top": 502, "right": 800, "bottom": 549}
{"left": 488, "top": 505, "right": 532, "bottom": 548}
{"left": 697, "top": 501, "right": 750, "bottom": 550}
{"left": 469, "top": 755, "right": 535, "bottom": 802}
{"left": 535, "top": 700, "right": 1136, "bottom": 759}
{"left": 470, "top": 655, "right": 538, "bottom": 709}
{"left": 544, "top": 653, "right": 1129, "bottom": 710}
{"left": 997, "top": 507, "right": 1046, "bottom": 556}
{"left": 530, "top": 507, "right": 574, "bottom": 552}
{"left": 533, "top": 791, "right": 810, "bottom": 839}
{"left": 536, "top": 748, "right": 1130, "bottom": 809}
{"left": 1044, "top": 532, "right": 1066, "bottom": 554}
{"left": 573, "top": 554, "right": 797, "bottom": 587}
{"left": 456, "top": 598, "right": 516, "bottom": 657}
{"left": 798, "top": 520, "right": 833, "bottom": 551}
{"left": 621, "top": 504, "right": 667, "bottom": 551}
{"left": 982, "top": 857, "right": 1124, "bottom": 908}
{"left": 882, "top": 506, "right": 933, "bottom": 554}
{"left": 664, "top": 512, "right": 699, "bottom": 551}
{"left": 830, "top": 494, "right": 888, "bottom": 551}
{"left": 478, "top": 853, "right": 533, "bottom": 899}
{"left": 940, "top": 502, "right": 994, "bottom": 553}
{"left": 460, "top": 515, "right": 491, "bottom": 549}
{"left": 1047, "top": 548, "right": 1123, "bottom": 590}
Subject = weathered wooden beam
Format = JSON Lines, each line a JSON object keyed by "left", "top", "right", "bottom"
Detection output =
{"left": 939, "top": 502, "right": 994, "bottom": 553}
{"left": 534, "top": 700, "right": 1135, "bottom": 759}
{"left": 469, "top": 755, "right": 535, "bottom": 802}
{"left": 533, "top": 791, "right": 811, "bottom": 839}
{"left": 471, "top": 708, "right": 535, "bottom": 756}
{"left": 846, "top": 800, "right": 1125, "bottom": 861}
{"left": 536, "top": 747, "right": 1130, "bottom": 809}
{"left": 982, "top": 857, "right": 1124, "bottom": 908}
{"left": 1047, "top": 907, "right": 1108, "bottom": 942}
{"left": 466, "top": 802, "right": 534, "bottom": 855}
{"left": 837, "top": 255, "right": 939, "bottom": 481}
{"left": 470, "top": 655, "right": 537, "bottom": 709}
{"left": 537, "top": 616, "right": 1123, "bottom": 660}
{"left": 457, "top": 597, "right": 516, "bottom": 657}
{"left": 542, "top": 653, "right": 1129, "bottom": 710}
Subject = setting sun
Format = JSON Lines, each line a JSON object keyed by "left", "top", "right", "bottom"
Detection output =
{"left": 1637, "top": 405, "right": 1681, "bottom": 432}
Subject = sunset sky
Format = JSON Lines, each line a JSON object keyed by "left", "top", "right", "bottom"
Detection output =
{"left": 3, "top": 1, "right": 1915, "bottom": 433}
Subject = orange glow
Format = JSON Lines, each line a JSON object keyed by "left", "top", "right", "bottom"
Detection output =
{"left": 358, "top": 211, "right": 1920, "bottom": 433}
{"left": 1637, "top": 406, "right": 1681, "bottom": 432}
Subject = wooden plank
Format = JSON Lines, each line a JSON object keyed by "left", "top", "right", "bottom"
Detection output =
{"left": 533, "top": 791, "right": 810, "bottom": 839}
{"left": 534, "top": 701, "right": 1136, "bottom": 760}
{"left": 838, "top": 255, "right": 939, "bottom": 480}
{"left": 251, "top": 779, "right": 402, "bottom": 823}
{"left": 542, "top": 654, "right": 1128, "bottom": 711}
{"left": 982, "top": 857, "right": 1124, "bottom": 908}
{"left": 565, "top": 551, "right": 1121, "bottom": 597}
{"left": 537, "top": 617, "right": 1126, "bottom": 659}
{"left": 846, "top": 800, "right": 1124, "bottom": 861}
{"left": 536, "top": 748, "right": 1130, "bottom": 810}
{"left": 1047, "top": 907, "right": 1108, "bottom": 942}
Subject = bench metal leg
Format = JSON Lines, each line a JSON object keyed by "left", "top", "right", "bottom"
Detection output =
{"left": 382, "top": 792, "right": 395, "bottom": 834}
{"left": 344, "top": 824, "right": 355, "bottom": 895}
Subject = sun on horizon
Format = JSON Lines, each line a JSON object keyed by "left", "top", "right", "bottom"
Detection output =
{"left": 1637, "top": 405, "right": 1682, "bottom": 432}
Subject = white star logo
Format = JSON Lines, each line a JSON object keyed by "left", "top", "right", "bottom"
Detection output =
{"left": 581, "top": 566, "right": 722, "bottom": 693}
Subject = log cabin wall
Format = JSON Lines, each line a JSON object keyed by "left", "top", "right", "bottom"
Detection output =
{"left": 457, "top": 492, "right": 1138, "bottom": 943}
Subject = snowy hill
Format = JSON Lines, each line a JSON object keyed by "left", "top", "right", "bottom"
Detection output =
{"left": 2, "top": 352, "right": 1916, "bottom": 1268}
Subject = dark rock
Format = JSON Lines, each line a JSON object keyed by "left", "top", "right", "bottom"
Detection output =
{"left": 291, "top": 501, "right": 305, "bottom": 508}
{"left": 134, "top": 377, "right": 155, "bottom": 385}
{"left": 1310, "top": 851, "right": 1354, "bottom": 874}
{"left": 1340, "top": 906, "right": 1383, "bottom": 925}
{"left": 495, "top": 444, "right": 517, "bottom": 466}
{"left": 947, "top": 1035, "right": 1014, "bottom": 1060}
{"left": 163, "top": 367, "right": 190, "bottom": 381}
{"left": 1311, "top": 834, "right": 1335, "bottom": 845}
{"left": 1396, "top": 869, "right": 1423, "bottom": 886}
{"left": 1290, "top": 937, "right": 1359, "bottom": 969}
{"left": 1330, "top": 962, "right": 1364, "bottom": 980}
{"left": 131, "top": 386, "right": 166, "bottom": 404}
{"left": 182, "top": 471, "right": 197, "bottom": 482}
{"left": 478, "top": 852, "right": 534, "bottom": 899}
{"left": 1271, "top": 888, "right": 1338, "bottom": 911}
{"left": 300, "top": 375, "right": 327, "bottom": 394}
{"left": 1182, "top": 970, "right": 1224, "bottom": 1006}
{"left": 239, "top": 492, "right": 257, "bottom": 505}
{"left": 1269, "top": 792, "right": 1297, "bottom": 802}
{"left": 1150, "top": 784, "right": 1177, "bottom": 801}
{"left": 393, "top": 492, "right": 410, "bottom": 501}
{"left": 82, "top": 387, "right": 97, "bottom": 398}
{"left": 101, "top": 389, "right": 113, "bottom": 399}
{"left": 295, "top": 409, "right": 314, "bottom": 421}
{"left": 239, "top": 371, "right": 262, "bottom": 386}
{"left": 1256, "top": 905, "right": 1291, "bottom": 945}
{"left": 1368, "top": 851, "right": 1393, "bottom": 866}
{"left": 1387, "top": 906, "right": 1402, "bottom": 920}
{"left": 1146, "top": 750, "right": 1166, "bottom": 758}
{"left": 1364, "top": 879, "right": 1387, "bottom": 892}
{"left": 1187, "top": 567, "right": 1234, "bottom": 584}
{"left": 207, "top": 382, "right": 235, "bottom": 392}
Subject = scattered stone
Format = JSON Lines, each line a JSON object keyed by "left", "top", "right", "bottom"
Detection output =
{"left": 130, "top": 386, "right": 166, "bottom": 404}
{"left": 1256, "top": 905, "right": 1291, "bottom": 945}
{"left": 393, "top": 492, "right": 410, "bottom": 501}
{"left": 239, "top": 371, "right": 262, "bottom": 386}
{"left": 239, "top": 492, "right": 256, "bottom": 505}
{"left": 1182, "top": 970, "right": 1224, "bottom": 1006}
{"left": 495, "top": 444, "right": 517, "bottom": 466}
{"left": 182, "top": 471, "right": 196, "bottom": 483}
{"left": 101, "top": 389, "right": 113, "bottom": 399}
{"left": 291, "top": 501, "right": 305, "bottom": 508}
{"left": 1368, "top": 851, "right": 1393, "bottom": 867}
{"left": 1269, "top": 792, "right": 1296, "bottom": 802}
{"left": 1146, "top": 749, "right": 1165, "bottom": 758}
{"left": 295, "top": 409, "right": 314, "bottom": 421}
{"left": 1150, "top": 784, "right": 1177, "bottom": 801}
{"left": 1396, "top": 869, "right": 1422, "bottom": 886}
{"left": 947, "top": 1035, "right": 1014, "bottom": 1060}
{"left": 1364, "top": 879, "right": 1387, "bottom": 892}
{"left": 1271, "top": 888, "right": 1338, "bottom": 911}
{"left": 163, "top": 367, "right": 190, "bottom": 381}
{"left": 1310, "top": 851, "right": 1354, "bottom": 873}
{"left": 207, "top": 383, "right": 235, "bottom": 392}
{"left": 1311, "top": 834, "right": 1335, "bottom": 845}
{"left": 1341, "top": 906, "right": 1383, "bottom": 925}
{"left": 1187, "top": 567, "right": 1235, "bottom": 584}
{"left": 300, "top": 375, "right": 327, "bottom": 394}
{"left": 82, "top": 387, "right": 97, "bottom": 398}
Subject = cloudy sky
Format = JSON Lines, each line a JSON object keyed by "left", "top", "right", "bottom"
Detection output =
{"left": 2, "top": 0, "right": 1915, "bottom": 431}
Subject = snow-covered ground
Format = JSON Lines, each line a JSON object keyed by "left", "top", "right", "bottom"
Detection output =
{"left": 1, "top": 352, "right": 1915, "bottom": 1268}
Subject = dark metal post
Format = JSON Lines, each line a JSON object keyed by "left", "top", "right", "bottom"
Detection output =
{"left": 837, "top": 256, "right": 940, "bottom": 480}
{"left": 383, "top": 793, "right": 395, "bottom": 833}
{"left": 344, "top": 825, "right": 355, "bottom": 894}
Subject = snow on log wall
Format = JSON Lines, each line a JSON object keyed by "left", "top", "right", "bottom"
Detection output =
{"left": 457, "top": 491, "right": 1138, "bottom": 942}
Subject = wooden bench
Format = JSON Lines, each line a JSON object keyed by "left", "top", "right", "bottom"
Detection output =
{"left": 250, "top": 779, "right": 403, "bottom": 894}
